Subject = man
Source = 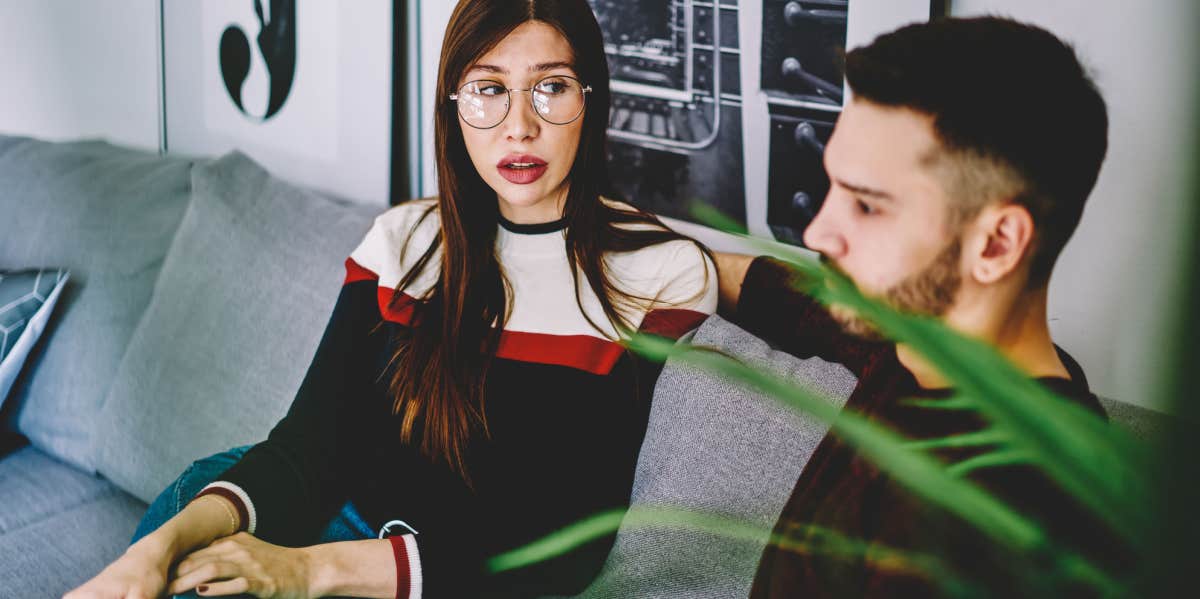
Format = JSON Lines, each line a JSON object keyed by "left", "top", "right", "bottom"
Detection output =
{"left": 716, "top": 17, "right": 1118, "bottom": 597}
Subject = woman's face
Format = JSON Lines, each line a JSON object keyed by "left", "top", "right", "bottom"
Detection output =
{"left": 456, "top": 20, "right": 585, "bottom": 224}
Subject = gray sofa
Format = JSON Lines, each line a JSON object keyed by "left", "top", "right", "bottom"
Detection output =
{"left": 0, "top": 136, "right": 1170, "bottom": 599}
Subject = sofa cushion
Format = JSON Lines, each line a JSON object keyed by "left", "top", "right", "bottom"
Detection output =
{"left": 0, "top": 269, "right": 69, "bottom": 406}
{"left": 580, "top": 314, "right": 858, "bottom": 598}
{"left": 0, "top": 445, "right": 139, "bottom": 535}
{"left": 1099, "top": 396, "right": 1174, "bottom": 441}
{"left": 0, "top": 136, "right": 194, "bottom": 472}
{"left": 94, "top": 151, "right": 381, "bottom": 504}
{"left": 0, "top": 445, "right": 146, "bottom": 599}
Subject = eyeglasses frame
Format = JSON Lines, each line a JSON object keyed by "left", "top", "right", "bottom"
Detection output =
{"left": 448, "top": 75, "right": 593, "bottom": 130}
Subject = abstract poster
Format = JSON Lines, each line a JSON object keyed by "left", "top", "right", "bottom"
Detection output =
{"left": 199, "top": 0, "right": 339, "bottom": 161}
{"left": 164, "top": 0, "right": 393, "bottom": 205}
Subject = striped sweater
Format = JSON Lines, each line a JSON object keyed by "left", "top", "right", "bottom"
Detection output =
{"left": 196, "top": 199, "right": 717, "bottom": 598}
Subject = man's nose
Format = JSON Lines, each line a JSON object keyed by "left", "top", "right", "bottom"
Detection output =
{"left": 802, "top": 198, "right": 847, "bottom": 258}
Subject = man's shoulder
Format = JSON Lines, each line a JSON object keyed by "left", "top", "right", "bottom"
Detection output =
{"left": 1049, "top": 344, "right": 1107, "bottom": 418}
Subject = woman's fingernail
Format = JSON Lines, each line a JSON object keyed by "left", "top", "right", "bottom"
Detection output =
{"left": 198, "top": 585, "right": 208, "bottom": 593}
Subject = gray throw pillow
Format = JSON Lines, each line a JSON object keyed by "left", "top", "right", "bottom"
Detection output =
{"left": 0, "top": 136, "right": 194, "bottom": 471}
{"left": 94, "top": 151, "right": 381, "bottom": 503}
{"left": 0, "top": 269, "right": 70, "bottom": 406}
{"left": 578, "top": 314, "right": 858, "bottom": 599}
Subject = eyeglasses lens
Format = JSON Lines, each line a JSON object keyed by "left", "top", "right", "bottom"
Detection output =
{"left": 457, "top": 77, "right": 585, "bottom": 128}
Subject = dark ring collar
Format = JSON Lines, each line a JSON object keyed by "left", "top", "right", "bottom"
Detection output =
{"left": 498, "top": 213, "right": 568, "bottom": 234}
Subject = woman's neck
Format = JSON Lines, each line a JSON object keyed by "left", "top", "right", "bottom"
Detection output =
{"left": 496, "top": 187, "right": 568, "bottom": 224}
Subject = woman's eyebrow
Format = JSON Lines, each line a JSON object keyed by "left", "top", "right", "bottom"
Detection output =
{"left": 466, "top": 61, "right": 575, "bottom": 75}
{"left": 467, "top": 63, "right": 506, "bottom": 74}
{"left": 531, "top": 61, "right": 574, "bottom": 73}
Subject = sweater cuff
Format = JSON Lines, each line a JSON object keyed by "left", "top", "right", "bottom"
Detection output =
{"left": 389, "top": 534, "right": 422, "bottom": 599}
{"left": 194, "top": 482, "right": 257, "bottom": 534}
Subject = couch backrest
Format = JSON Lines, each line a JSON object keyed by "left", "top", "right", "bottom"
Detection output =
{"left": 581, "top": 315, "right": 857, "bottom": 598}
{"left": 92, "top": 151, "right": 382, "bottom": 503}
{"left": 0, "top": 135, "right": 194, "bottom": 472}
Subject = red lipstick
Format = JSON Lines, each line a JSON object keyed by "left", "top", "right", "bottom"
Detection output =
{"left": 496, "top": 153, "right": 548, "bottom": 185}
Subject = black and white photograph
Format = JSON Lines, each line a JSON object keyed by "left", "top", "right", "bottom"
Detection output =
{"left": 759, "top": 0, "right": 850, "bottom": 244}
{"left": 589, "top": 0, "right": 746, "bottom": 226}
{"left": 585, "top": 1, "right": 939, "bottom": 244}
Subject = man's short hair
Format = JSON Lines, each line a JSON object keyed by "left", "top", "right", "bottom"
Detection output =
{"left": 845, "top": 17, "right": 1109, "bottom": 284}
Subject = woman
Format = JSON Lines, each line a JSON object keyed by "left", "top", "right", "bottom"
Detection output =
{"left": 67, "top": 1, "right": 715, "bottom": 598}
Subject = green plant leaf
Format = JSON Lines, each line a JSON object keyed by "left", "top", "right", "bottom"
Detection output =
{"left": 902, "top": 429, "right": 1009, "bottom": 451}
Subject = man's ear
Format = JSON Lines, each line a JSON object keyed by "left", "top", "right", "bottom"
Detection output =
{"left": 968, "top": 203, "right": 1035, "bottom": 284}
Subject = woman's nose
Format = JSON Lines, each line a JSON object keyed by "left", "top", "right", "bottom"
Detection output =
{"left": 502, "top": 91, "right": 541, "bottom": 142}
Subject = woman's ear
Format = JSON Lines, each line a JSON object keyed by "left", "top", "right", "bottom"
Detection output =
{"left": 968, "top": 203, "right": 1035, "bottom": 285}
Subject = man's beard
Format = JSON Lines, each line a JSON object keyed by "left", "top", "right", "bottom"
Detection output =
{"left": 828, "top": 238, "right": 963, "bottom": 340}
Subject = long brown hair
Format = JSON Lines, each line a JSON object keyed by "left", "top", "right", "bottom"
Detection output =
{"left": 386, "top": 0, "right": 712, "bottom": 481}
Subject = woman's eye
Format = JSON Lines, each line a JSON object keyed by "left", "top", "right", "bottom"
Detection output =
{"left": 479, "top": 84, "right": 507, "bottom": 96}
{"left": 535, "top": 79, "right": 569, "bottom": 95}
{"left": 855, "top": 199, "right": 875, "bottom": 215}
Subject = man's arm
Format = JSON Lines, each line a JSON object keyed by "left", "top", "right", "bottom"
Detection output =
{"left": 713, "top": 252, "right": 864, "bottom": 367}
{"left": 713, "top": 251, "right": 757, "bottom": 316}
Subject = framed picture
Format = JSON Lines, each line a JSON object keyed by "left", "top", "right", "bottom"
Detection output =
{"left": 587, "top": 0, "right": 940, "bottom": 243}
{"left": 162, "top": 0, "right": 395, "bottom": 205}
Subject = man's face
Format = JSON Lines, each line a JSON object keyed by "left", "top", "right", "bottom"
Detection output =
{"left": 803, "top": 99, "right": 964, "bottom": 337}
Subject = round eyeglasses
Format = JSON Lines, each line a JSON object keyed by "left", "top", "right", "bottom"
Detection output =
{"left": 450, "top": 75, "right": 593, "bottom": 129}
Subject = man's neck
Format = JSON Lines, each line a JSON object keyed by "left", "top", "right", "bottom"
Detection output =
{"left": 896, "top": 286, "right": 1069, "bottom": 389}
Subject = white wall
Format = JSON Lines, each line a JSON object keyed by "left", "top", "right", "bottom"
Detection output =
{"left": 950, "top": 0, "right": 1199, "bottom": 410}
{"left": 0, "top": 0, "right": 161, "bottom": 151}
{"left": 415, "top": 0, "right": 455, "bottom": 198}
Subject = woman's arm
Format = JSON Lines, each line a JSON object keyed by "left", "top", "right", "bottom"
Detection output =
{"left": 305, "top": 539, "right": 401, "bottom": 599}
{"left": 164, "top": 535, "right": 405, "bottom": 599}
{"left": 63, "top": 495, "right": 240, "bottom": 599}
{"left": 204, "top": 274, "right": 377, "bottom": 546}
{"left": 147, "top": 494, "right": 241, "bottom": 556}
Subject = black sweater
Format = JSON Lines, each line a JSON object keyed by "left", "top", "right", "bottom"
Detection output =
{"left": 739, "top": 257, "right": 1123, "bottom": 598}
{"left": 196, "top": 200, "right": 716, "bottom": 598}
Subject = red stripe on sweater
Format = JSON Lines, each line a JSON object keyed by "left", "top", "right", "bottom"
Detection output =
{"left": 344, "top": 257, "right": 379, "bottom": 285}
{"left": 495, "top": 330, "right": 624, "bottom": 375}
{"left": 638, "top": 308, "right": 708, "bottom": 340}
{"left": 377, "top": 288, "right": 419, "bottom": 324}
{"left": 371, "top": 286, "right": 623, "bottom": 375}
{"left": 389, "top": 536, "right": 410, "bottom": 599}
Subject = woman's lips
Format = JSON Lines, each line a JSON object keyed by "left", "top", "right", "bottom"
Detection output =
{"left": 497, "top": 154, "right": 548, "bottom": 185}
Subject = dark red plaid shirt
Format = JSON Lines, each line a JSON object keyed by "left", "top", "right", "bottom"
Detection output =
{"left": 738, "top": 258, "right": 1121, "bottom": 598}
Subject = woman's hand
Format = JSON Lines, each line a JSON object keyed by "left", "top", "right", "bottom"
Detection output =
{"left": 168, "top": 532, "right": 316, "bottom": 598}
{"left": 62, "top": 539, "right": 172, "bottom": 599}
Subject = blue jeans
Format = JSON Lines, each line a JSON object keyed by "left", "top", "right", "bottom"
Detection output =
{"left": 132, "top": 445, "right": 373, "bottom": 598}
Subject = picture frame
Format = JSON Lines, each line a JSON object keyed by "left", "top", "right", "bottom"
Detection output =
{"left": 161, "top": 0, "right": 395, "bottom": 205}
